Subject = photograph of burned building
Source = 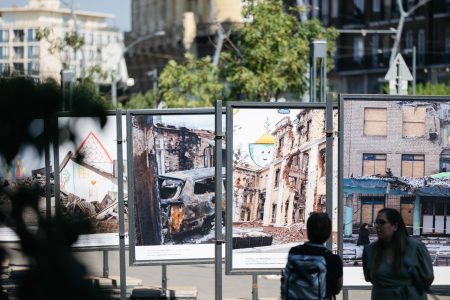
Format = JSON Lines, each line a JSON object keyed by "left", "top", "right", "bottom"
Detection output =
{"left": 229, "top": 106, "right": 338, "bottom": 270}
{"left": 342, "top": 98, "right": 450, "bottom": 266}
{"left": 130, "top": 113, "right": 225, "bottom": 249}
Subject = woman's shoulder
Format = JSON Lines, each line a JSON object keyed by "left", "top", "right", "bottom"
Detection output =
{"left": 365, "top": 241, "right": 377, "bottom": 249}
{"left": 406, "top": 236, "right": 424, "bottom": 248}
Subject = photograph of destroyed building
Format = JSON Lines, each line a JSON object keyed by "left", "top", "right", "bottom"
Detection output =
{"left": 130, "top": 112, "right": 225, "bottom": 252}
{"left": 0, "top": 116, "right": 127, "bottom": 245}
{"left": 228, "top": 105, "right": 338, "bottom": 270}
{"left": 58, "top": 116, "right": 128, "bottom": 237}
{"left": 342, "top": 97, "right": 450, "bottom": 266}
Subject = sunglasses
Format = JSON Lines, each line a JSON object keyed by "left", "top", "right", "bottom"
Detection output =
{"left": 374, "top": 219, "right": 388, "bottom": 225}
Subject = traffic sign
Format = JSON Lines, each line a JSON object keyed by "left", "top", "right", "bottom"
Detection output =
{"left": 385, "top": 53, "right": 413, "bottom": 81}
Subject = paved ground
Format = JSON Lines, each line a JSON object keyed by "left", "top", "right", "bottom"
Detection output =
{"left": 3, "top": 244, "right": 450, "bottom": 300}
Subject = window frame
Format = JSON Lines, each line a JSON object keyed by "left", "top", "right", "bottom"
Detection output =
{"left": 401, "top": 154, "right": 425, "bottom": 177}
{"left": 364, "top": 107, "right": 387, "bottom": 136}
{"left": 362, "top": 153, "right": 387, "bottom": 176}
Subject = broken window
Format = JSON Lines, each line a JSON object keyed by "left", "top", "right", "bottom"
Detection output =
{"left": 159, "top": 178, "right": 183, "bottom": 199}
{"left": 274, "top": 168, "right": 280, "bottom": 188}
{"left": 257, "top": 194, "right": 265, "bottom": 220}
{"left": 318, "top": 148, "right": 326, "bottom": 177}
{"left": 194, "top": 178, "right": 215, "bottom": 194}
{"left": 298, "top": 125, "right": 305, "bottom": 144}
{"left": 364, "top": 108, "right": 387, "bottom": 136}
{"left": 271, "top": 204, "right": 277, "bottom": 223}
{"left": 301, "top": 153, "right": 309, "bottom": 175}
{"left": 362, "top": 153, "right": 386, "bottom": 176}
{"left": 401, "top": 154, "right": 424, "bottom": 177}
{"left": 306, "top": 120, "right": 312, "bottom": 141}
{"left": 402, "top": 106, "right": 426, "bottom": 137}
{"left": 277, "top": 136, "right": 284, "bottom": 157}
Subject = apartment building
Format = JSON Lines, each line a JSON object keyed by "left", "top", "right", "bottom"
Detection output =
{"left": 125, "top": 0, "right": 242, "bottom": 92}
{"left": 0, "top": 0, "right": 127, "bottom": 84}
{"left": 343, "top": 99, "right": 450, "bottom": 235}
{"left": 282, "top": 1, "right": 450, "bottom": 93}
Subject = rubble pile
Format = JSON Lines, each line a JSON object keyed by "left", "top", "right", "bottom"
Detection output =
{"left": 234, "top": 222, "right": 306, "bottom": 245}
{"left": 64, "top": 193, "right": 127, "bottom": 233}
{"left": 263, "top": 223, "right": 306, "bottom": 245}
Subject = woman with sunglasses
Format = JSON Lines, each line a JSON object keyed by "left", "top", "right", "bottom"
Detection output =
{"left": 362, "top": 208, "right": 434, "bottom": 299}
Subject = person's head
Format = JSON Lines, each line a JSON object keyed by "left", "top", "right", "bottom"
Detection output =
{"left": 374, "top": 208, "right": 408, "bottom": 243}
{"left": 374, "top": 208, "right": 409, "bottom": 272}
{"left": 307, "top": 212, "right": 331, "bottom": 244}
{"left": 360, "top": 223, "right": 368, "bottom": 230}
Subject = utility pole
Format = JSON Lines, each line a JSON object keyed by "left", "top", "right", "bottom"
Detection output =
{"left": 111, "top": 31, "right": 165, "bottom": 106}
{"left": 62, "top": 0, "right": 86, "bottom": 77}
{"left": 389, "top": 0, "right": 430, "bottom": 67}
{"left": 296, "top": 0, "right": 308, "bottom": 22}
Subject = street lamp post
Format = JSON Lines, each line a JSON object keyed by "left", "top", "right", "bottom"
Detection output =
{"left": 111, "top": 30, "right": 165, "bottom": 106}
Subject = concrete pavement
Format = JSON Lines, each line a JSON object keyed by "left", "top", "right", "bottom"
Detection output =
{"left": 3, "top": 245, "right": 450, "bottom": 299}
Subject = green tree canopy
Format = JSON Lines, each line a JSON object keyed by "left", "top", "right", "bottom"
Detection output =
{"left": 222, "top": 0, "right": 337, "bottom": 101}
{"left": 124, "top": 90, "right": 159, "bottom": 109}
{"left": 156, "top": 0, "right": 337, "bottom": 107}
{"left": 158, "top": 53, "right": 224, "bottom": 108}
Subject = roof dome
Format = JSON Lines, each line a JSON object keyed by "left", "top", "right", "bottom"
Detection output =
{"left": 255, "top": 133, "right": 275, "bottom": 144}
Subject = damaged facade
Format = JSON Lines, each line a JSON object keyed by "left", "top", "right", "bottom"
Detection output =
{"left": 59, "top": 131, "right": 127, "bottom": 233}
{"left": 344, "top": 100, "right": 450, "bottom": 235}
{"left": 233, "top": 109, "right": 337, "bottom": 227}
{"left": 153, "top": 122, "right": 217, "bottom": 174}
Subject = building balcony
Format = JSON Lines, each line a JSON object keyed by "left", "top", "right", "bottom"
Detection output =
{"left": 12, "top": 37, "right": 24, "bottom": 43}
{"left": 333, "top": 51, "right": 441, "bottom": 73}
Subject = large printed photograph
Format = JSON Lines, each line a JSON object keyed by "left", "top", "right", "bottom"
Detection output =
{"left": 341, "top": 97, "right": 450, "bottom": 269}
{"left": 58, "top": 115, "right": 127, "bottom": 246}
{"left": 228, "top": 105, "right": 338, "bottom": 271}
{"left": 130, "top": 112, "right": 226, "bottom": 263}
{"left": 0, "top": 115, "right": 126, "bottom": 247}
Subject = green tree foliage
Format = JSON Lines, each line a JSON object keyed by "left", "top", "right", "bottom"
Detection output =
{"left": 124, "top": 90, "right": 158, "bottom": 109}
{"left": 36, "top": 28, "right": 84, "bottom": 68}
{"left": 35, "top": 28, "right": 111, "bottom": 84}
{"left": 158, "top": 53, "right": 224, "bottom": 108}
{"left": 222, "top": 0, "right": 337, "bottom": 101}
{"left": 412, "top": 82, "right": 450, "bottom": 95}
{"left": 156, "top": 0, "right": 337, "bottom": 106}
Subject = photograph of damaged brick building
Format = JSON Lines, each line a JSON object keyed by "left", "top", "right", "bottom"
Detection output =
{"left": 343, "top": 99, "right": 450, "bottom": 243}
{"left": 231, "top": 107, "right": 338, "bottom": 249}
{"left": 131, "top": 113, "right": 225, "bottom": 249}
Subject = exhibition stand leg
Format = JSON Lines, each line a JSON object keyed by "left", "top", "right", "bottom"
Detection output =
{"left": 116, "top": 110, "right": 127, "bottom": 300}
{"left": 252, "top": 275, "right": 258, "bottom": 300}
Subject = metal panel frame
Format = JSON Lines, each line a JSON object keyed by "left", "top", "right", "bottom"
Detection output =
{"left": 53, "top": 110, "right": 127, "bottom": 251}
{"left": 127, "top": 108, "right": 226, "bottom": 266}
{"left": 225, "top": 101, "right": 337, "bottom": 275}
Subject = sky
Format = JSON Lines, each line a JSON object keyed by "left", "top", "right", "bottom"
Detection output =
{"left": 0, "top": 0, "right": 131, "bottom": 32}
{"left": 233, "top": 108, "right": 299, "bottom": 166}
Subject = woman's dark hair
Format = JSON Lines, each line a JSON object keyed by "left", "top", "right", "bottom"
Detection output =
{"left": 374, "top": 208, "right": 409, "bottom": 272}
{"left": 307, "top": 212, "right": 332, "bottom": 244}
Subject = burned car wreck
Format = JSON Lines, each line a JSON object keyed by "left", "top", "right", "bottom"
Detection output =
{"left": 159, "top": 167, "right": 225, "bottom": 241}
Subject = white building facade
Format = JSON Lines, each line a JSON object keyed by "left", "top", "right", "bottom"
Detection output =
{"left": 0, "top": 0, "right": 128, "bottom": 83}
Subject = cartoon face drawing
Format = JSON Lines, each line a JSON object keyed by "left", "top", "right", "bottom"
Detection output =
{"left": 249, "top": 143, "right": 275, "bottom": 168}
